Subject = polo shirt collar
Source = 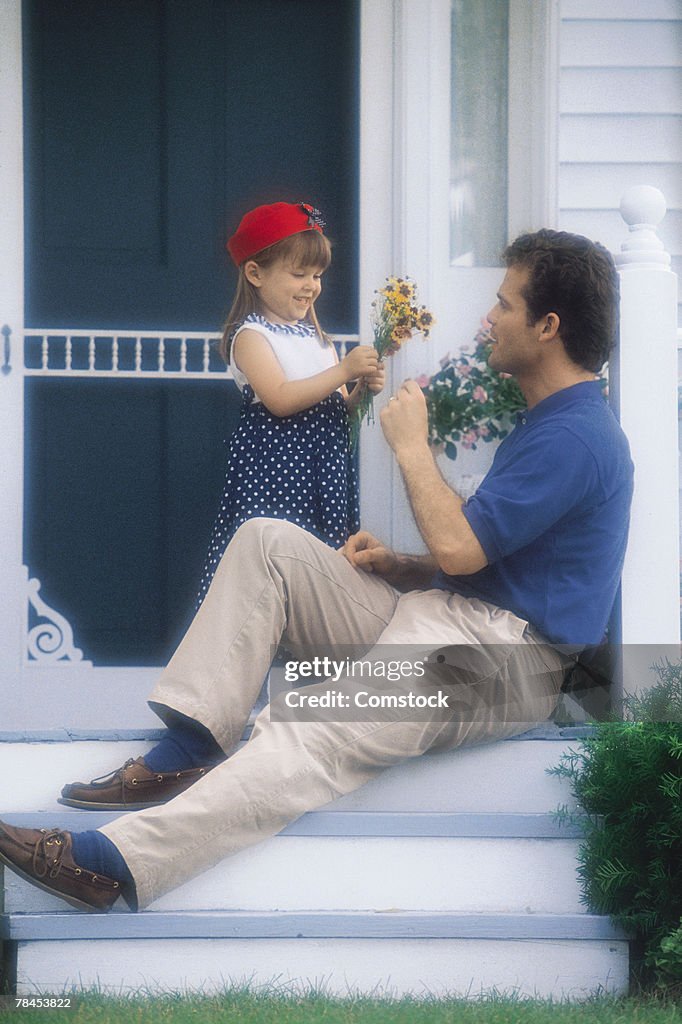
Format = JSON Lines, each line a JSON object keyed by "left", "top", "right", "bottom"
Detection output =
{"left": 519, "top": 380, "right": 604, "bottom": 426}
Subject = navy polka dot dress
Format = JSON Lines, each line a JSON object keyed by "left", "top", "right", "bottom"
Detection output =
{"left": 196, "top": 320, "right": 360, "bottom": 609}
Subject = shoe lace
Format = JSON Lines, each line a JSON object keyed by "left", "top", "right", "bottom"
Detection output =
{"left": 33, "top": 829, "right": 69, "bottom": 880}
{"left": 88, "top": 758, "right": 137, "bottom": 786}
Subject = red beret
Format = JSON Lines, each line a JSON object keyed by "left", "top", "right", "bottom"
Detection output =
{"left": 227, "top": 202, "right": 326, "bottom": 266}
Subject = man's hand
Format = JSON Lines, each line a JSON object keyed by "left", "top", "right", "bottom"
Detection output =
{"left": 342, "top": 530, "right": 439, "bottom": 590}
{"left": 377, "top": 379, "right": 488, "bottom": 579}
{"left": 380, "top": 380, "right": 429, "bottom": 455}
{"left": 341, "top": 530, "right": 398, "bottom": 576}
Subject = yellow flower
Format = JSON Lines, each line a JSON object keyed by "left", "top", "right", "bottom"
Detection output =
{"left": 391, "top": 325, "right": 413, "bottom": 346}
{"left": 417, "top": 308, "right": 435, "bottom": 336}
{"left": 381, "top": 276, "right": 415, "bottom": 307}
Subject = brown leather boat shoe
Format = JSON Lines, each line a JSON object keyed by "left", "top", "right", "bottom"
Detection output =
{"left": 58, "top": 757, "right": 213, "bottom": 810}
{"left": 0, "top": 820, "right": 121, "bottom": 913}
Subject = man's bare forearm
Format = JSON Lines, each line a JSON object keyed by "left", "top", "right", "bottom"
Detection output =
{"left": 382, "top": 552, "right": 439, "bottom": 592}
{"left": 380, "top": 382, "right": 487, "bottom": 577}
{"left": 396, "top": 445, "right": 486, "bottom": 576}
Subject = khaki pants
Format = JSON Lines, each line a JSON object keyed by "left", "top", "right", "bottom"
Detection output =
{"left": 101, "top": 518, "right": 569, "bottom": 909}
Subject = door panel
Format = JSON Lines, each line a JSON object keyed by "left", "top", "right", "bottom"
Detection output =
{"left": 25, "top": 0, "right": 359, "bottom": 332}
{"left": 22, "top": 0, "right": 359, "bottom": 669}
{"left": 24, "top": 378, "right": 242, "bottom": 664}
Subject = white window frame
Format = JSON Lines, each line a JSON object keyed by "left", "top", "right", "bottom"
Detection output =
{"left": 507, "top": 0, "right": 560, "bottom": 239}
{"left": 358, "top": 0, "right": 560, "bottom": 547}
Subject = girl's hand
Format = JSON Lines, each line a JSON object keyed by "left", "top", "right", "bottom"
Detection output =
{"left": 341, "top": 345, "right": 379, "bottom": 382}
{"left": 362, "top": 362, "right": 386, "bottom": 395}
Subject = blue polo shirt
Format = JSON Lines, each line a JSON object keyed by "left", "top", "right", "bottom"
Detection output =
{"left": 432, "top": 381, "right": 633, "bottom": 646}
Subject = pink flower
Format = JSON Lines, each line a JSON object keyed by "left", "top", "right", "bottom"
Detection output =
{"left": 461, "top": 429, "right": 478, "bottom": 449}
{"left": 415, "top": 373, "right": 431, "bottom": 388}
{"left": 458, "top": 364, "right": 472, "bottom": 378}
{"left": 472, "top": 386, "right": 488, "bottom": 403}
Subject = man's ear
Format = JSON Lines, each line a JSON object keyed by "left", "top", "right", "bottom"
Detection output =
{"left": 540, "top": 312, "right": 560, "bottom": 342}
{"left": 243, "top": 260, "right": 262, "bottom": 287}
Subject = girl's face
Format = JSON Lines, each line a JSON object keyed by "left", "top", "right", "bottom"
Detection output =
{"left": 244, "top": 258, "right": 324, "bottom": 324}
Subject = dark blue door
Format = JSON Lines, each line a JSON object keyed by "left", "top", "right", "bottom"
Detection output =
{"left": 23, "top": 0, "right": 359, "bottom": 664}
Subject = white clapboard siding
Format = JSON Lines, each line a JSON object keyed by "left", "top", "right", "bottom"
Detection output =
{"left": 559, "top": 209, "right": 682, "bottom": 256}
{"left": 561, "top": 68, "right": 682, "bottom": 114}
{"left": 560, "top": 116, "right": 682, "bottom": 165}
{"left": 559, "top": 164, "right": 682, "bottom": 210}
{"left": 561, "top": 19, "right": 682, "bottom": 67}
{"left": 562, "top": 0, "right": 682, "bottom": 18}
{"left": 558, "top": 3, "right": 682, "bottom": 322}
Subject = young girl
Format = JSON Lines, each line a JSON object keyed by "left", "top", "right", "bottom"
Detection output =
{"left": 196, "top": 201, "right": 383, "bottom": 607}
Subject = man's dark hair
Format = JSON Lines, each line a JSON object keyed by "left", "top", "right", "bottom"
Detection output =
{"left": 503, "top": 229, "right": 619, "bottom": 372}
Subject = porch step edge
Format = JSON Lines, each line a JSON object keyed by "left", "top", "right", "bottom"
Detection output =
{"left": 0, "top": 810, "right": 584, "bottom": 839}
{"left": 0, "top": 730, "right": 166, "bottom": 744}
{"left": 0, "top": 723, "right": 595, "bottom": 743}
{"left": 1, "top": 909, "right": 628, "bottom": 942}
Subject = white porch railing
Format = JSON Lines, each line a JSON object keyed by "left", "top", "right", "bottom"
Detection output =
{"left": 23, "top": 331, "right": 357, "bottom": 379}
{"left": 612, "top": 186, "right": 680, "bottom": 687}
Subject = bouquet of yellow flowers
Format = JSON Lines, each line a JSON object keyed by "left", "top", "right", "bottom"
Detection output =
{"left": 351, "top": 276, "right": 435, "bottom": 446}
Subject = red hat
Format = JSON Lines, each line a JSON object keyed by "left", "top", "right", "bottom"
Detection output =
{"left": 227, "top": 202, "right": 326, "bottom": 266}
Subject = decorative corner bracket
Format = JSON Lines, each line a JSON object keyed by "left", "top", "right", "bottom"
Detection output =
{"left": 26, "top": 576, "right": 92, "bottom": 666}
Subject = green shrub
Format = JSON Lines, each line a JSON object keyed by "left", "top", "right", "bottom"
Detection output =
{"left": 551, "top": 660, "right": 682, "bottom": 989}
{"left": 651, "top": 920, "right": 682, "bottom": 993}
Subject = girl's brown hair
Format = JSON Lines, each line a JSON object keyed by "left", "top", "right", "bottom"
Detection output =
{"left": 219, "top": 230, "right": 333, "bottom": 363}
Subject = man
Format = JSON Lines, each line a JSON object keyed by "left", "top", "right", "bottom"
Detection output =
{"left": 0, "top": 230, "right": 633, "bottom": 913}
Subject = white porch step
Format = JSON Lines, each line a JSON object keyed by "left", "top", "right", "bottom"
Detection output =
{"left": 2, "top": 731, "right": 628, "bottom": 999}
{"left": 0, "top": 732, "right": 581, "bottom": 813}
{"left": 3, "top": 810, "right": 585, "bottom": 916}
{"left": 2, "top": 910, "right": 629, "bottom": 1000}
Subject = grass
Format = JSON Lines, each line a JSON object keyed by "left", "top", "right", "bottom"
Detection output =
{"left": 1, "top": 990, "right": 681, "bottom": 1024}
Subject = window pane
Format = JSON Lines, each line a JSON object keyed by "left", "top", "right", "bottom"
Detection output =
{"left": 450, "top": 0, "right": 509, "bottom": 266}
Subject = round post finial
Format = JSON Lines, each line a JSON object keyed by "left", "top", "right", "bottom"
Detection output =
{"left": 616, "top": 186, "right": 670, "bottom": 269}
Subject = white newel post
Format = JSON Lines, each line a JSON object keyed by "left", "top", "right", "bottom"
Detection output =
{"left": 0, "top": 1, "right": 25, "bottom": 690}
{"left": 611, "top": 186, "right": 680, "bottom": 691}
